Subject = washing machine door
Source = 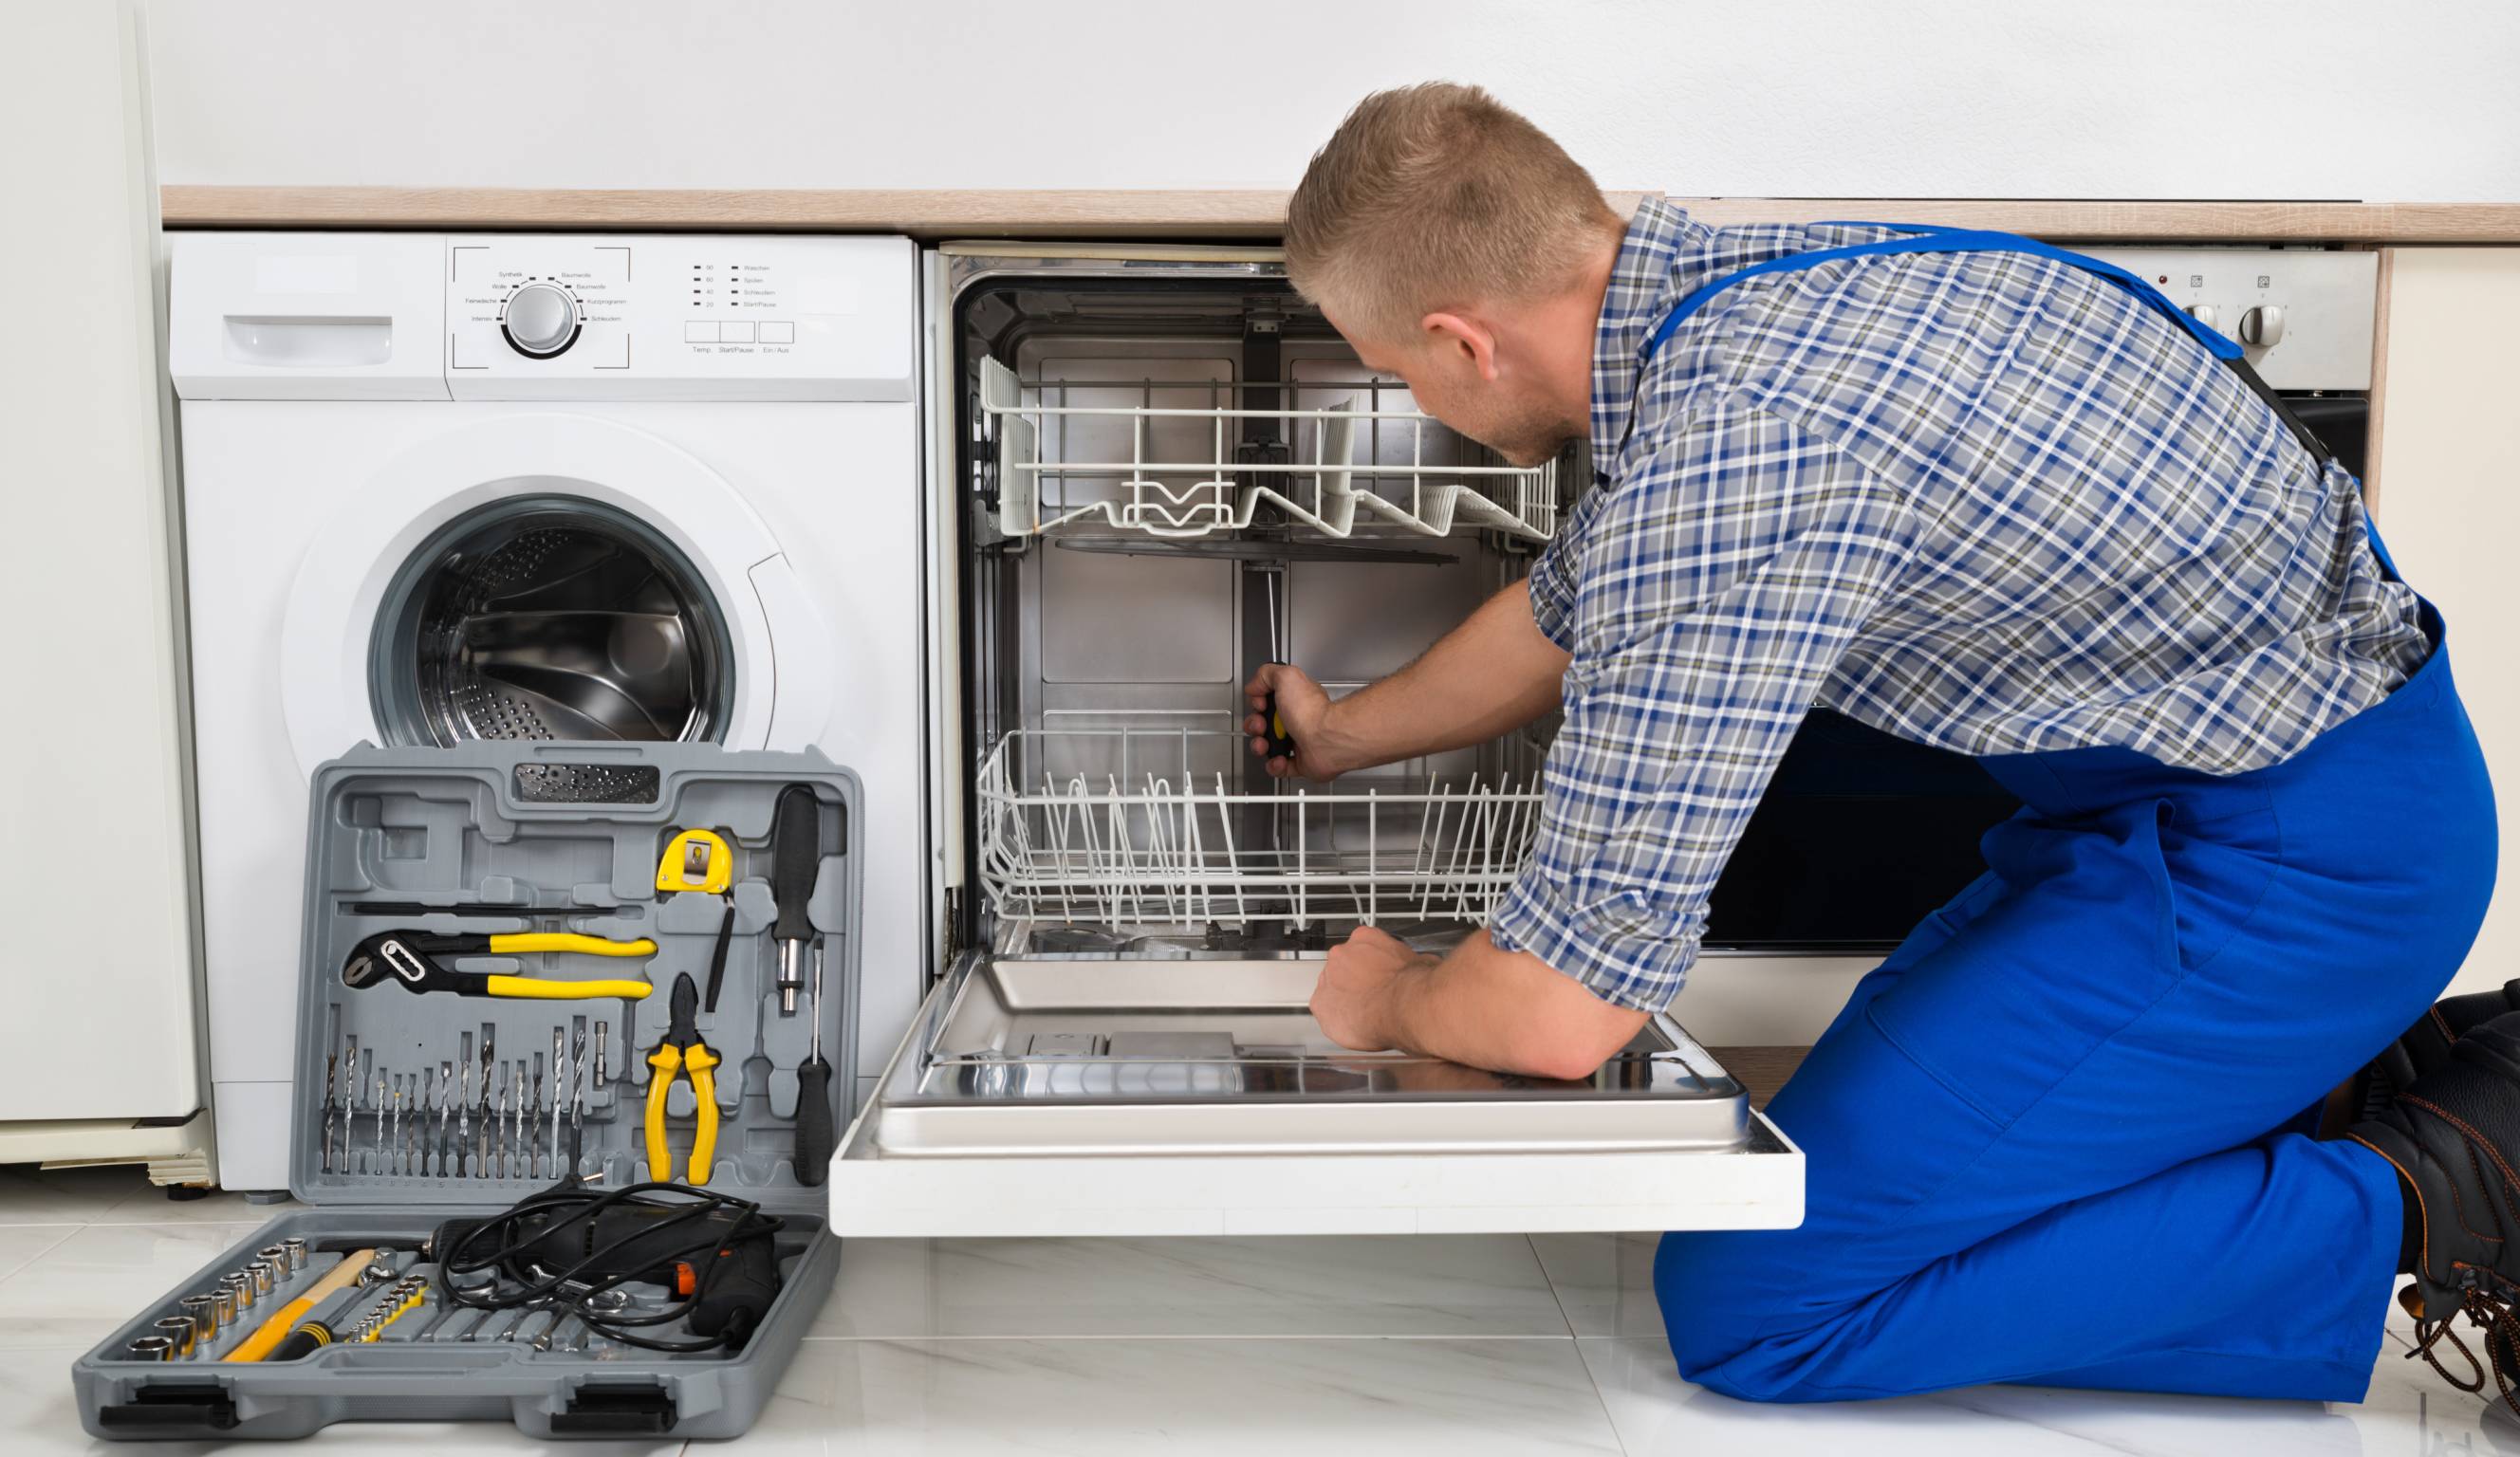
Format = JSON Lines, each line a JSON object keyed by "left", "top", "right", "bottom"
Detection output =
{"left": 279, "top": 413, "right": 832, "bottom": 777}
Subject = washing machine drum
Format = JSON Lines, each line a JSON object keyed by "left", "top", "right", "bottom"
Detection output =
{"left": 374, "top": 497, "right": 734, "bottom": 747}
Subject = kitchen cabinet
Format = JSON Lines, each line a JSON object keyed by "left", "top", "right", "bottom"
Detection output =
{"left": 2370, "top": 248, "right": 2520, "bottom": 995}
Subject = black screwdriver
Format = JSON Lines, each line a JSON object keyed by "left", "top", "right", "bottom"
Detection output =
{"left": 771, "top": 784, "right": 838, "bottom": 1186}
{"left": 1261, "top": 567, "right": 1295, "bottom": 762}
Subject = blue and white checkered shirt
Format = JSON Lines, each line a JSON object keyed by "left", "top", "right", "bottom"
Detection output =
{"left": 1486, "top": 197, "right": 2428, "bottom": 1013}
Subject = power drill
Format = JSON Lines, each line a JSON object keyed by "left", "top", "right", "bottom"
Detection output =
{"left": 429, "top": 1185, "right": 785, "bottom": 1349}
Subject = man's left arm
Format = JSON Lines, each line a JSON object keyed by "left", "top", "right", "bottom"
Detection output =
{"left": 1310, "top": 925, "right": 1648, "bottom": 1081}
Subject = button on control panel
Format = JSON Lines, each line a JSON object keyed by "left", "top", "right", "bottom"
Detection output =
{"left": 2076, "top": 247, "right": 2377, "bottom": 392}
{"left": 442, "top": 233, "right": 915, "bottom": 400}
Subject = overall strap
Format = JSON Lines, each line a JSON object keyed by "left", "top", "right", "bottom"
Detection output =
{"left": 1630, "top": 222, "right": 2396, "bottom": 577}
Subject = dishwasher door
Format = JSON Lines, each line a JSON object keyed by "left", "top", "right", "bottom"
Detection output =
{"left": 827, "top": 956, "right": 1803, "bottom": 1236}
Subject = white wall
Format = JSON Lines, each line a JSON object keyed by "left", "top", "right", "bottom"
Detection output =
{"left": 143, "top": 0, "right": 2520, "bottom": 201}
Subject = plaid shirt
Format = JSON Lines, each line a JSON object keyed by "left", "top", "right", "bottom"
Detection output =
{"left": 1486, "top": 197, "right": 2428, "bottom": 1013}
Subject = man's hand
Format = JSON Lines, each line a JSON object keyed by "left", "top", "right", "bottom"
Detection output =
{"left": 1309, "top": 925, "right": 1426, "bottom": 1051}
{"left": 1244, "top": 662, "right": 1353, "bottom": 782}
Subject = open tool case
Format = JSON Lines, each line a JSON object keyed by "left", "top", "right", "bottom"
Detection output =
{"left": 73, "top": 743, "right": 860, "bottom": 1440}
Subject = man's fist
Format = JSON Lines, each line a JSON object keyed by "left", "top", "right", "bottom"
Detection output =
{"left": 1244, "top": 662, "right": 1345, "bottom": 781}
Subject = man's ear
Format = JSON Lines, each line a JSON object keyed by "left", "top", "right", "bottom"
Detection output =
{"left": 1421, "top": 311, "right": 1499, "bottom": 382}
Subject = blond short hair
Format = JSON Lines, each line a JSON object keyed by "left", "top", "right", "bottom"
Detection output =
{"left": 1286, "top": 83, "right": 1625, "bottom": 342}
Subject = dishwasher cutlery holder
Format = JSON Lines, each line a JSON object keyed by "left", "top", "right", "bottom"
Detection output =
{"left": 72, "top": 742, "right": 860, "bottom": 1441}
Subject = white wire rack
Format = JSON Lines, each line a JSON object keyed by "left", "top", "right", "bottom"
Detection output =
{"left": 980, "top": 356, "right": 1559, "bottom": 543}
{"left": 977, "top": 726, "right": 1543, "bottom": 931}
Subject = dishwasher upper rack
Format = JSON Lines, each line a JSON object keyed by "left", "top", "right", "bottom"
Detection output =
{"left": 976, "top": 726, "right": 1544, "bottom": 931}
{"left": 979, "top": 356, "right": 1559, "bottom": 544}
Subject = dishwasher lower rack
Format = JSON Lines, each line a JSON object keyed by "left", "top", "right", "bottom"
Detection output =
{"left": 977, "top": 726, "right": 1542, "bottom": 932}
{"left": 870, "top": 958, "right": 1749, "bottom": 1158}
{"left": 980, "top": 356, "right": 1559, "bottom": 543}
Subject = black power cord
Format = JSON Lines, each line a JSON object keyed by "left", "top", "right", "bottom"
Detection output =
{"left": 428, "top": 1180, "right": 787, "bottom": 1354}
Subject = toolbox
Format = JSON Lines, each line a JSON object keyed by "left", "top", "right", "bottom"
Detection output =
{"left": 73, "top": 743, "right": 859, "bottom": 1440}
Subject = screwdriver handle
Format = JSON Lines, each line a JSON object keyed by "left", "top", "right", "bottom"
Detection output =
{"left": 1262, "top": 662, "right": 1295, "bottom": 762}
{"left": 770, "top": 784, "right": 820, "bottom": 943}
{"left": 795, "top": 1058, "right": 834, "bottom": 1187}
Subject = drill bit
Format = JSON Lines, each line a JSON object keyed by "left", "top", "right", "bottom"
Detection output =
{"left": 476, "top": 1024, "right": 495, "bottom": 1179}
{"left": 341, "top": 1036, "right": 360, "bottom": 1174}
{"left": 549, "top": 1027, "right": 565, "bottom": 1179}
{"left": 436, "top": 1060, "right": 454, "bottom": 1176}
{"left": 514, "top": 1059, "right": 528, "bottom": 1177}
{"left": 372, "top": 1070, "right": 385, "bottom": 1171}
{"left": 322, "top": 1054, "right": 338, "bottom": 1175}
{"left": 568, "top": 1021, "right": 588, "bottom": 1179}
{"left": 389, "top": 1076, "right": 403, "bottom": 1175}
{"left": 455, "top": 1033, "right": 472, "bottom": 1179}
{"left": 530, "top": 1053, "right": 546, "bottom": 1179}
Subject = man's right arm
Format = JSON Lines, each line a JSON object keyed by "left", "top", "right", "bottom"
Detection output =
{"left": 1244, "top": 579, "right": 1571, "bottom": 780}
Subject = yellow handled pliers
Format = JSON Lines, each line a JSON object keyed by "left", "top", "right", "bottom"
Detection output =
{"left": 643, "top": 973, "right": 720, "bottom": 1184}
{"left": 340, "top": 931, "right": 657, "bottom": 1001}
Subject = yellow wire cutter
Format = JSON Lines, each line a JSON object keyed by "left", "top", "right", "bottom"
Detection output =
{"left": 643, "top": 972, "right": 720, "bottom": 1184}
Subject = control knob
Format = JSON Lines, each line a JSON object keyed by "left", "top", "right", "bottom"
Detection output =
{"left": 501, "top": 283, "right": 580, "bottom": 359}
{"left": 2237, "top": 304, "right": 2287, "bottom": 348}
{"left": 2184, "top": 304, "right": 2220, "bottom": 330}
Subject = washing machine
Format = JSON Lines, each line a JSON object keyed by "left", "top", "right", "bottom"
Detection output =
{"left": 169, "top": 231, "right": 926, "bottom": 1190}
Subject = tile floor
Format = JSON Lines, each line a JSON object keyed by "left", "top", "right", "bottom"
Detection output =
{"left": 3, "top": 1164, "right": 2508, "bottom": 1453}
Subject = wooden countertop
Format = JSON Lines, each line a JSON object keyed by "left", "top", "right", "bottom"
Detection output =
{"left": 158, "top": 186, "right": 2520, "bottom": 244}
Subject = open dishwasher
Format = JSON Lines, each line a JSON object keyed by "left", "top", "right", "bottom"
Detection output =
{"left": 825, "top": 245, "right": 1804, "bottom": 1236}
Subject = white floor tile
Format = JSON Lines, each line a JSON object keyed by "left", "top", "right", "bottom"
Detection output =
{"left": 94, "top": 1184, "right": 300, "bottom": 1226}
{"left": 0, "top": 1226, "right": 80, "bottom": 1286}
{"left": 0, "top": 1222, "right": 261, "bottom": 1351}
{"left": 810, "top": 1235, "right": 1573, "bottom": 1339}
{"left": 1530, "top": 1231, "right": 1663, "bottom": 1337}
{"left": 0, "top": 1166, "right": 150, "bottom": 1226}
{"left": 1577, "top": 1335, "right": 2512, "bottom": 1456}
{"left": 733, "top": 1336, "right": 1622, "bottom": 1455}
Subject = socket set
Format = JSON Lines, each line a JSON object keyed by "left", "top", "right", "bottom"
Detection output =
{"left": 73, "top": 745, "right": 859, "bottom": 1441}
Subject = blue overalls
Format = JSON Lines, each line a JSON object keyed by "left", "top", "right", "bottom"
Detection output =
{"left": 1640, "top": 228, "right": 2501, "bottom": 1402}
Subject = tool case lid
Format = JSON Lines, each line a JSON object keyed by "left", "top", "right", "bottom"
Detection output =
{"left": 287, "top": 741, "right": 862, "bottom": 1220}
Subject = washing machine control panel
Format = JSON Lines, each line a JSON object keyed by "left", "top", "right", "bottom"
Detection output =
{"left": 445, "top": 234, "right": 915, "bottom": 401}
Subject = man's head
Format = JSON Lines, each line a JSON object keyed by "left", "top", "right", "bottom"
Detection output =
{"left": 1286, "top": 83, "right": 1626, "bottom": 467}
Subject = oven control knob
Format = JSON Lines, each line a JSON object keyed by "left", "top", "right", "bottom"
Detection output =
{"left": 502, "top": 283, "right": 580, "bottom": 359}
{"left": 2185, "top": 303, "right": 2220, "bottom": 330}
{"left": 2237, "top": 304, "right": 2286, "bottom": 348}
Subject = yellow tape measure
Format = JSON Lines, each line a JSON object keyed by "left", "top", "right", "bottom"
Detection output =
{"left": 656, "top": 828, "right": 733, "bottom": 895}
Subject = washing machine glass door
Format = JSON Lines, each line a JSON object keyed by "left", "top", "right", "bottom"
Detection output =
{"left": 280, "top": 413, "right": 826, "bottom": 777}
{"left": 371, "top": 495, "right": 732, "bottom": 747}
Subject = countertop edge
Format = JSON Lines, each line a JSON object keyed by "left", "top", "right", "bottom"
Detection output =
{"left": 158, "top": 187, "right": 2520, "bottom": 243}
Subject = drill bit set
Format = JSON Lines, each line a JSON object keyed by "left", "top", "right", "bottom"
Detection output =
{"left": 320, "top": 1016, "right": 607, "bottom": 1181}
{"left": 78, "top": 747, "right": 855, "bottom": 1441}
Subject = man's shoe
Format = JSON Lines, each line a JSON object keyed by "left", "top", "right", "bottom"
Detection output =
{"left": 2358, "top": 978, "right": 2520, "bottom": 1119}
{"left": 2350, "top": 1007, "right": 2520, "bottom": 1413}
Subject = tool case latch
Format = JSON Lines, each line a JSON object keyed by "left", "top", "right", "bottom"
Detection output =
{"left": 555, "top": 1381, "right": 678, "bottom": 1434}
{"left": 100, "top": 1381, "right": 239, "bottom": 1431}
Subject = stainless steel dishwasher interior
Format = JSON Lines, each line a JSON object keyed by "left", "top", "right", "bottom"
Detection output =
{"left": 917, "top": 253, "right": 1751, "bottom": 1158}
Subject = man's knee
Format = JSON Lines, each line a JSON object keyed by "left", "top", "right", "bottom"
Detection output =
{"left": 1653, "top": 1229, "right": 1816, "bottom": 1403}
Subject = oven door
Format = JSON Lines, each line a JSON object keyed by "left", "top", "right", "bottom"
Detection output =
{"left": 827, "top": 955, "right": 1801, "bottom": 1237}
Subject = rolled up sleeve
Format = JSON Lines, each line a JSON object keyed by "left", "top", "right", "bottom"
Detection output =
{"left": 1488, "top": 397, "right": 1912, "bottom": 1013}
{"left": 1522, "top": 477, "right": 1612, "bottom": 651}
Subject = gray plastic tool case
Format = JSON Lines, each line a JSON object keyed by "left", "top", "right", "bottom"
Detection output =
{"left": 73, "top": 743, "right": 859, "bottom": 1440}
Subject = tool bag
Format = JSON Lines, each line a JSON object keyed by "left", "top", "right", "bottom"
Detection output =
{"left": 71, "top": 743, "right": 858, "bottom": 1440}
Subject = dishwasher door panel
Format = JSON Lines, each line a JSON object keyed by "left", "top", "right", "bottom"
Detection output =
{"left": 826, "top": 957, "right": 1805, "bottom": 1237}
